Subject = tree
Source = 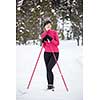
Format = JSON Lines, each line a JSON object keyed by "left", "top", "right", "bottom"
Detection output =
{"left": 16, "top": 0, "right": 58, "bottom": 44}
{"left": 51, "top": 0, "right": 83, "bottom": 43}
{"left": 16, "top": 0, "right": 83, "bottom": 45}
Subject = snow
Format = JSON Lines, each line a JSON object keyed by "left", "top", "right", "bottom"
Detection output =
{"left": 37, "top": 5, "right": 41, "bottom": 9}
{"left": 17, "top": 0, "right": 24, "bottom": 7}
{"left": 31, "top": 8, "right": 34, "bottom": 12}
{"left": 40, "top": 0, "right": 43, "bottom": 2}
{"left": 40, "top": 12, "right": 44, "bottom": 15}
{"left": 51, "top": 9, "right": 55, "bottom": 13}
{"left": 16, "top": 40, "right": 83, "bottom": 100}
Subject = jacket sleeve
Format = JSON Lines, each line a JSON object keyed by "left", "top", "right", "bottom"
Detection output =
{"left": 51, "top": 31, "right": 59, "bottom": 46}
{"left": 41, "top": 32, "right": 47, "bottom": 39}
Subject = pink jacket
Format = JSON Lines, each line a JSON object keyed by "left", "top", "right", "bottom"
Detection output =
{"left": 41, "top": 29, "right": 59, "bottom": 52}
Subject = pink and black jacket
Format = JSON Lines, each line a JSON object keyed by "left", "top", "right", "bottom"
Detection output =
{"left": 41, "top": 29, "right": 59, "bottom": 52}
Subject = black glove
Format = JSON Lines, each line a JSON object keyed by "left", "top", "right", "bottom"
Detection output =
{"left": 42, "top": 35, "right": 52, "bottom": 43}
{"left": 46, "top": 35, "right": 52, "bottom": 41}
{"left": 42, "top": 36, "right": 48, "bottom": 43}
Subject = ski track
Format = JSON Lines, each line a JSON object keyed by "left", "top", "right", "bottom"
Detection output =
{"left": 16, "top": 40, "right": 83, "bottom": 100}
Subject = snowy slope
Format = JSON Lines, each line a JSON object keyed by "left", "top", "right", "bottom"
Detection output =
{"left": 16, "top": 40, "right": 83, "bottom": 100}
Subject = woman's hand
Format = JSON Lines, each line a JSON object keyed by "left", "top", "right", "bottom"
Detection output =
{"left": 42, "top": 35, "right": 52, "bottom": 43}
{"left": 46, "top": 35, "right": 52, "bottom": 41}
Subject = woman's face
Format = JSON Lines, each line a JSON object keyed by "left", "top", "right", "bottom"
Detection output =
{"left": 44, "top": 23, "right": 51, "bottom": 31}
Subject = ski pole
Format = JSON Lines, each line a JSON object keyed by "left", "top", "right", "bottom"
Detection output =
{"left": 50, "top": 45, "right": 69, "bottom": 92}
{"left": 27, "top": 45, "right": 43, "bottom": 89}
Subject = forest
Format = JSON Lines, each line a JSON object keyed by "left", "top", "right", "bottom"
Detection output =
{"left": 16, "top": 0, "right": 83, "bottom": 45}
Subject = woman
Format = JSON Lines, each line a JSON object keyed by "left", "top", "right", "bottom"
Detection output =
{"left": 41, "top": 20, "right": 59, "bottom": 90}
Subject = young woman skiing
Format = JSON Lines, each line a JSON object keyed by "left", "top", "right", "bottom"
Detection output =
{"left": 41, "top": 20, "right": 59, "bottom": 90}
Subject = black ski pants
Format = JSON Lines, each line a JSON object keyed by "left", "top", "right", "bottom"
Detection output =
{"left": 44, "top": 52, "right": 59, "bottom": 85}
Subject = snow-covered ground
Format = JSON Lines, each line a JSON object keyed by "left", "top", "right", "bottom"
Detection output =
{"left": 16, "top": 40, "right": 83, "bottom": 100}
